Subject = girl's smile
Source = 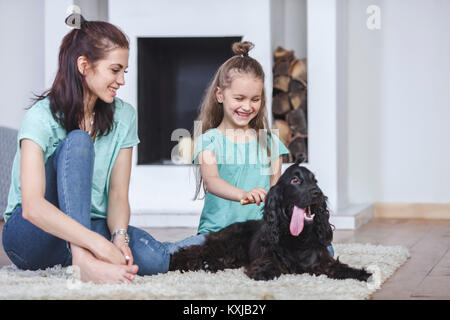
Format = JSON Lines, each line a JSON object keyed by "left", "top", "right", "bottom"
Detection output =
{"left": 234, "top": 108, "right": 253, "bottom": 119}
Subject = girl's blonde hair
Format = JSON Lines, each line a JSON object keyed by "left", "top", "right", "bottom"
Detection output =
{"left": 194, "top": 41, "right": 272, "bottom": 199}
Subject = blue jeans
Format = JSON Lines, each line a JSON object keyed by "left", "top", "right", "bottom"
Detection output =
{"left": 2, "top": 130, "right": 205, "bottom": 276}
{"left": 328, "top": 245, "right": 334, "bottom": 257}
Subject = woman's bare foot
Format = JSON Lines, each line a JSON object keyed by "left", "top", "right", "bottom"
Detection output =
{"left": 71, "top": 244, "right": 139, "bottom": 284}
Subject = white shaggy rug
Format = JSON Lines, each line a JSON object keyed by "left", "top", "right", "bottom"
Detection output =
{"left": 0, "top": 243, "right": 409, "bottom": 300}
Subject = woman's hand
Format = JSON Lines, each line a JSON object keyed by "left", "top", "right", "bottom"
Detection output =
{"left": 112, "top": 235, "right": 134, "bottom": 266}
{"left": 91, "top": 236, "right": 127, "bottom": 265}
{"left": 242, "top": 188, "right": 268, "bottom": 206}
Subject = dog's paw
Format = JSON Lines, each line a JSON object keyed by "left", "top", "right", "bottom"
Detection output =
{"left": 358, "top": 269, "right": 372, "bottom": 282}
{"left": 246, "top": 270, "right": 279, "bottom": 281}
{"left": 202, "top": 260, "right": 218, "bottom": 272}
{"left": 245, "top": 266, "right": 280, "bottom": 281}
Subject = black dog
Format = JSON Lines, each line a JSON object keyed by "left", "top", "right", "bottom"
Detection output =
{"left": 169, "top": 162, "right": 372, "bottom": 282}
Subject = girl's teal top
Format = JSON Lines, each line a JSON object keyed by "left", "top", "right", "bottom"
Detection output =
{"left": 193, "top": 128, "right": 289, "bottom": 234}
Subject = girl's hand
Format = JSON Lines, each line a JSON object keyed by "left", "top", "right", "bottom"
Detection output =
{"left": 113, "top": 236, "right": 134, "bottom": 266}
{"left": 242, "top": 188, "right": 268, "bottom": 206}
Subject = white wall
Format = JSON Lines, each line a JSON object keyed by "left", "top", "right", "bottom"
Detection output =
{"left": 306, "top": 0, "right": 355, "bottom": 213}
{"left": 347, "top": 0, "right": 383, "bottom": 204}
{"left": 284, "top": 0, "right": 307, "bottom": 59}
{"left": 74, "top": 0, "right": 108, "bottom": 21}
{"left": 0, "top": 0, "right": 109, "bottom": 130}
{"left": 2, "top": 0, "right": 449, "bottom": 223}
{"left": 379, "top": 0, "right": 450, "bottom": 203}
{"left": 270, "top": 0, "right": 307, "bottom": 59}
{"left": 347, "top": 0, "right": 450, "bottom": 204}
{"left": 44, "top": 0, "right": 74, "bottom": 89}
{"left": 45, "top": 0, "right": 109, "bottom": 89}
{"left": 0, "top": 0, "right": 45, "bottom": 129}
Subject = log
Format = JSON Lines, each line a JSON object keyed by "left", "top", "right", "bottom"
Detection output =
{"left": 273, "top": 60, "right": 290, "bottom": 76}
{"left": 282, "top": 153, "right": 294, "bottom": 163}
{"left": 272, "top": 119, "right": 291, "bottom": 147}
{"left": 289, "top": 79, "right": 306, "bottom": 93}
{"left": 286, "top": 108, "right": 307, "bottom": 137}
{"left": 289, "top": 92, "right": 302, "bottom": 110}
{"left": 289, "top": 58, "right": 307, "bottom": 84}
{"left": 288, "top": 136, "right": 308, "bottom": 162}
{"left": 274, "top": 46, "right": 294, "bottom": 62}
{"left": 272, "top": 93, "right": 291, "bottom": 116}
{"left": 288, "top": 80, "right": 307, "bottom": 110}
{"left": 177, "top": 137, "right": 193, "bottom": 164}
{"left": 273, "top": 75, "right": 290, "bottom": 92}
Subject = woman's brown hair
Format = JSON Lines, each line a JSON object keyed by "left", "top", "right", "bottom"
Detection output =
{"left": 34, "top": 15, "right": 129, "bottom": 138}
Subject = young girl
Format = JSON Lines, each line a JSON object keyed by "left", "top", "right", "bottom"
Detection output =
{"left": 2, "top": 15, "right": 202, "bottom": 284}
{"left": 193, "top": 42, "right": 290, "bottom": 234}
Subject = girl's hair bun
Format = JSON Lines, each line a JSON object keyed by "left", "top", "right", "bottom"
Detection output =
{"left": 232, "top": 41, "right": 255, "bottom": 57}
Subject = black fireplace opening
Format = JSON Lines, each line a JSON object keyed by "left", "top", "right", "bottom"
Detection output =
{"left": 137, "top": 36, "right": 242, "bottom": 165}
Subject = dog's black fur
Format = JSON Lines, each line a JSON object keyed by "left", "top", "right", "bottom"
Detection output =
{"left": 169, "top": 161, "right": 372, "bottom": 281}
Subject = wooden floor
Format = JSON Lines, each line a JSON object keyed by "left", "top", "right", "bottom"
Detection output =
{"left": 1, "top": 218, "right": 449, "bottom": 300}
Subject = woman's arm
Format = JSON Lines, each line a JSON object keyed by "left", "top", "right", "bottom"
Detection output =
{"left": 199, "top": 150, "right": 267, "bottom": 204}
{"left": 106, "top": 147, "right": 134, "bottom": 264}
{"left": 20, "top": 139, "right": 125, "bottom": 265}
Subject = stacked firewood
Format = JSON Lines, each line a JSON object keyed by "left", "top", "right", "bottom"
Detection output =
{"left": 271, "top": 46, "right": 308, "bottom": 162}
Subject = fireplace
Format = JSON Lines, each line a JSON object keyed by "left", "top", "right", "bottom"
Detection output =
{"left": 137, "top": 36, "right": 242, "bottom": 164}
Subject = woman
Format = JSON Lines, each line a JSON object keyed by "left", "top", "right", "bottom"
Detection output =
{"left": 2, "top": 16, "right": 204, "bottom": 284}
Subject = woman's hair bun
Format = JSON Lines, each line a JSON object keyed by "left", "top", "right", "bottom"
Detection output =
{"left": 64, "top": 12, "right": 87, "bottom": 29}
{"left": 232, "top": 41, "right": 255, "bottom": 57}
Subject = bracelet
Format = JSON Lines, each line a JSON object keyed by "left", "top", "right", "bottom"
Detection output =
{"left": 111, "top": 229, "right": 130, "bottom": 244}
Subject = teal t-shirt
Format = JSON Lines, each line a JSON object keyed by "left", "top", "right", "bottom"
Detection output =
{"left": 3, "top": 97, "right": 140, "bottom": 221}
{"left": 193, "top": 128, "right": 289, "bottom": 234}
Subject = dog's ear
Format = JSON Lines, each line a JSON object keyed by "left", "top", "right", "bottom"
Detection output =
{"left": 294, "top": 154, "right": 306, "bottom": 166}
{"left": 263, "top": 184, "right": 283, "bottom": 245}
{"left": 314, "top": 197, "right": 333, "bottom": 246}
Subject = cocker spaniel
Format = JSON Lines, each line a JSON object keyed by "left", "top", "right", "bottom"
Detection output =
{"left": 169, "top": 161, "right": 372, "bottom": 282}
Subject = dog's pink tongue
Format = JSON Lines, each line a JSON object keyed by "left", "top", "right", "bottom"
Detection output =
{"left": 290, "top": 206, "right": 305, "bottom": 236}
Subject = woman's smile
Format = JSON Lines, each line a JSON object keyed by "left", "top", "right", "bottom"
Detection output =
{"left": 108, "top": 86, "right": 118, "bottom": 97}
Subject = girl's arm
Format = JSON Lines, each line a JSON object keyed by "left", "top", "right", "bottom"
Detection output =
{"left": 199, "top": 150, "right": 267, "bottom": 204}
{"left": 106, "top": 147, "right": 134, "bottom": 265}
{"left": 20, "top": 139, "right": 125, "bottom": 265}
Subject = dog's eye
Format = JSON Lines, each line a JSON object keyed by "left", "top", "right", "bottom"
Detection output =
{"left": 291, "top": 177, "right": 302, "bottom": 184}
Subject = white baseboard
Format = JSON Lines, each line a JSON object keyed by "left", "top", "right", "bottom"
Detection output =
{"left": 130, "top": 203, "right": 374, "bottom": 230}
{"left": 130, "top": 212, "right": 200, "bottom": 228}
{"left": 329, "top": 203, "right": 374, "bottom": 230}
